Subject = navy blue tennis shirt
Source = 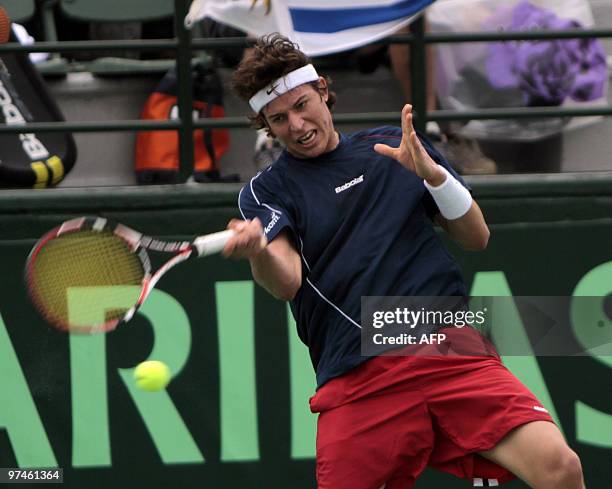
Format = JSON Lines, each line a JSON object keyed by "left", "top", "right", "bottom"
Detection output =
{"left": 239, "top": 126, "right": 470, "bottom": 387}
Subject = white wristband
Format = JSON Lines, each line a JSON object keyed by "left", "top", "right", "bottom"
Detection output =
{"left": 423, "top": 166, "right": 472, "bottom": 220}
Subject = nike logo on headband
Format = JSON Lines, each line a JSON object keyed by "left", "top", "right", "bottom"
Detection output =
{"left": 249, "top": 64, "right": 319, "bottom": 113}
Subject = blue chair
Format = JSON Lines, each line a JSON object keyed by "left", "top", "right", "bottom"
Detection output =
{"left": 60, "top": 0, "right": 173, "bottom": 22}
{"left": 58, "top": 0, "right": 179, "bottom": 75}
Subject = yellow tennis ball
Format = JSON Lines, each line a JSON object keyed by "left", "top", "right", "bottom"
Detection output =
{"left": 134, "top": 360, "right": 171, "bottom": 391}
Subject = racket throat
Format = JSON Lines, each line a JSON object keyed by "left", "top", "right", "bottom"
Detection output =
{"left": 125, "top": 248, "right": 194, "bottom": 324}
{"left": 123, "top": 305, "right": 138, "bottom": 323}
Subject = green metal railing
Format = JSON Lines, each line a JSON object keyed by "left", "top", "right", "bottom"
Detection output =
{"left": 1, "top": 0, "right": 612, "bottom": 182}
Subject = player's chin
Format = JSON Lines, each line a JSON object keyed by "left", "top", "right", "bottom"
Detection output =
{"left": 289, "top": 142, "right": 325, "bottom": 159}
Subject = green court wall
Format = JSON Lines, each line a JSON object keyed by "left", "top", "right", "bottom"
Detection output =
{"left": 0, "top": 175, "right": 611, "bottom": 488}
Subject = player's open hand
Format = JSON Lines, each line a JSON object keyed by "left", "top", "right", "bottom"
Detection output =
{"left": 222, "top": 218, "right": 268, "bottom": 259}
{"left": 374, "top": 104, "right": 445, "bottom": 186}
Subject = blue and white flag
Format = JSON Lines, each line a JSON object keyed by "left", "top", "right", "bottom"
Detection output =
{"left": 185, "top": 0, "right": 436, "bottom": 57}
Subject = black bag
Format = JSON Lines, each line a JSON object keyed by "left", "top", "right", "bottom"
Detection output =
{"left": 0, "top": 29, "right": 76, "bottom": 188}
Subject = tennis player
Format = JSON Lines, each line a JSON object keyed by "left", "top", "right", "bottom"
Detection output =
{"left": 223, "top": 34, "right": 585, "bottom": 489}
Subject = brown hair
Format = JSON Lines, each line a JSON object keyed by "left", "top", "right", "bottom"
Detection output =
{"left": 231, "top": 33, "right": 336, "bottom": 130}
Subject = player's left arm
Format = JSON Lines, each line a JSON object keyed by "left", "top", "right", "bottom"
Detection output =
{"left": 434, "top": 202, "right": 489, "bottom": 251}
{"left": 374, "top": 104, "right": 489, "bottom": 251}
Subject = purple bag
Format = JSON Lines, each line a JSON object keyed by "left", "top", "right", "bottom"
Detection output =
{"left": 428, "top": 0, "right": 608, "bottom": 140}
{"left": 486, "top": 1, "right": 606, "bottom": 107}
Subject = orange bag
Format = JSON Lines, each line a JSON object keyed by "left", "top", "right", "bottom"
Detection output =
{"left": 135, "top": 64, "right": 232, "bottom": 183}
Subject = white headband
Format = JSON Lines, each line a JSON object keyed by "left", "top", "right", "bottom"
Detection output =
{"left": 249, "top": 64, "right": 320, "bottom": 113}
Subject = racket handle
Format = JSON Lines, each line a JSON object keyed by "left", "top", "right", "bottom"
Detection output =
{"left": 193, "top": 230, "right": 235, "bottom": 257}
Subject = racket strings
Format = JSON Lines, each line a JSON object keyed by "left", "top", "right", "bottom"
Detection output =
{"left": 29, "top": 230, "right": 145, "bottom": 330}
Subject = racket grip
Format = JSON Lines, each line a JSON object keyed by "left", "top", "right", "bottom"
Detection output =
{"left": 194, "top": 230, "right": 235, "bottom": 257}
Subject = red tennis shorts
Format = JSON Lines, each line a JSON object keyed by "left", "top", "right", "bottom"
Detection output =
{"left": 310, "top": 329, "right": 554, "bottom": 489}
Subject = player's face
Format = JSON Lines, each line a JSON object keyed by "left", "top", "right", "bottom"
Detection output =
{"left": 263, "top": 80, "right": 338, "bottom": 159}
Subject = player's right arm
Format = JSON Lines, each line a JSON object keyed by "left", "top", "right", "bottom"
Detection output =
{"left": 223, "top": 218, "right": 302, "bottom": 301}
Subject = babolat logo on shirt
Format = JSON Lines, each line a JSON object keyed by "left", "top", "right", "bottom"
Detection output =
{"left": 335, "top": 174, "right": 364, "bottom": 194}
{"left": 264, "top": 212, "right": 280, "bottom": 234}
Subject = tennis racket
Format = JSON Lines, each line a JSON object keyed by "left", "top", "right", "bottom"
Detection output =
{"left": 25, "top": 216, "right": 234, "bottom": 334}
